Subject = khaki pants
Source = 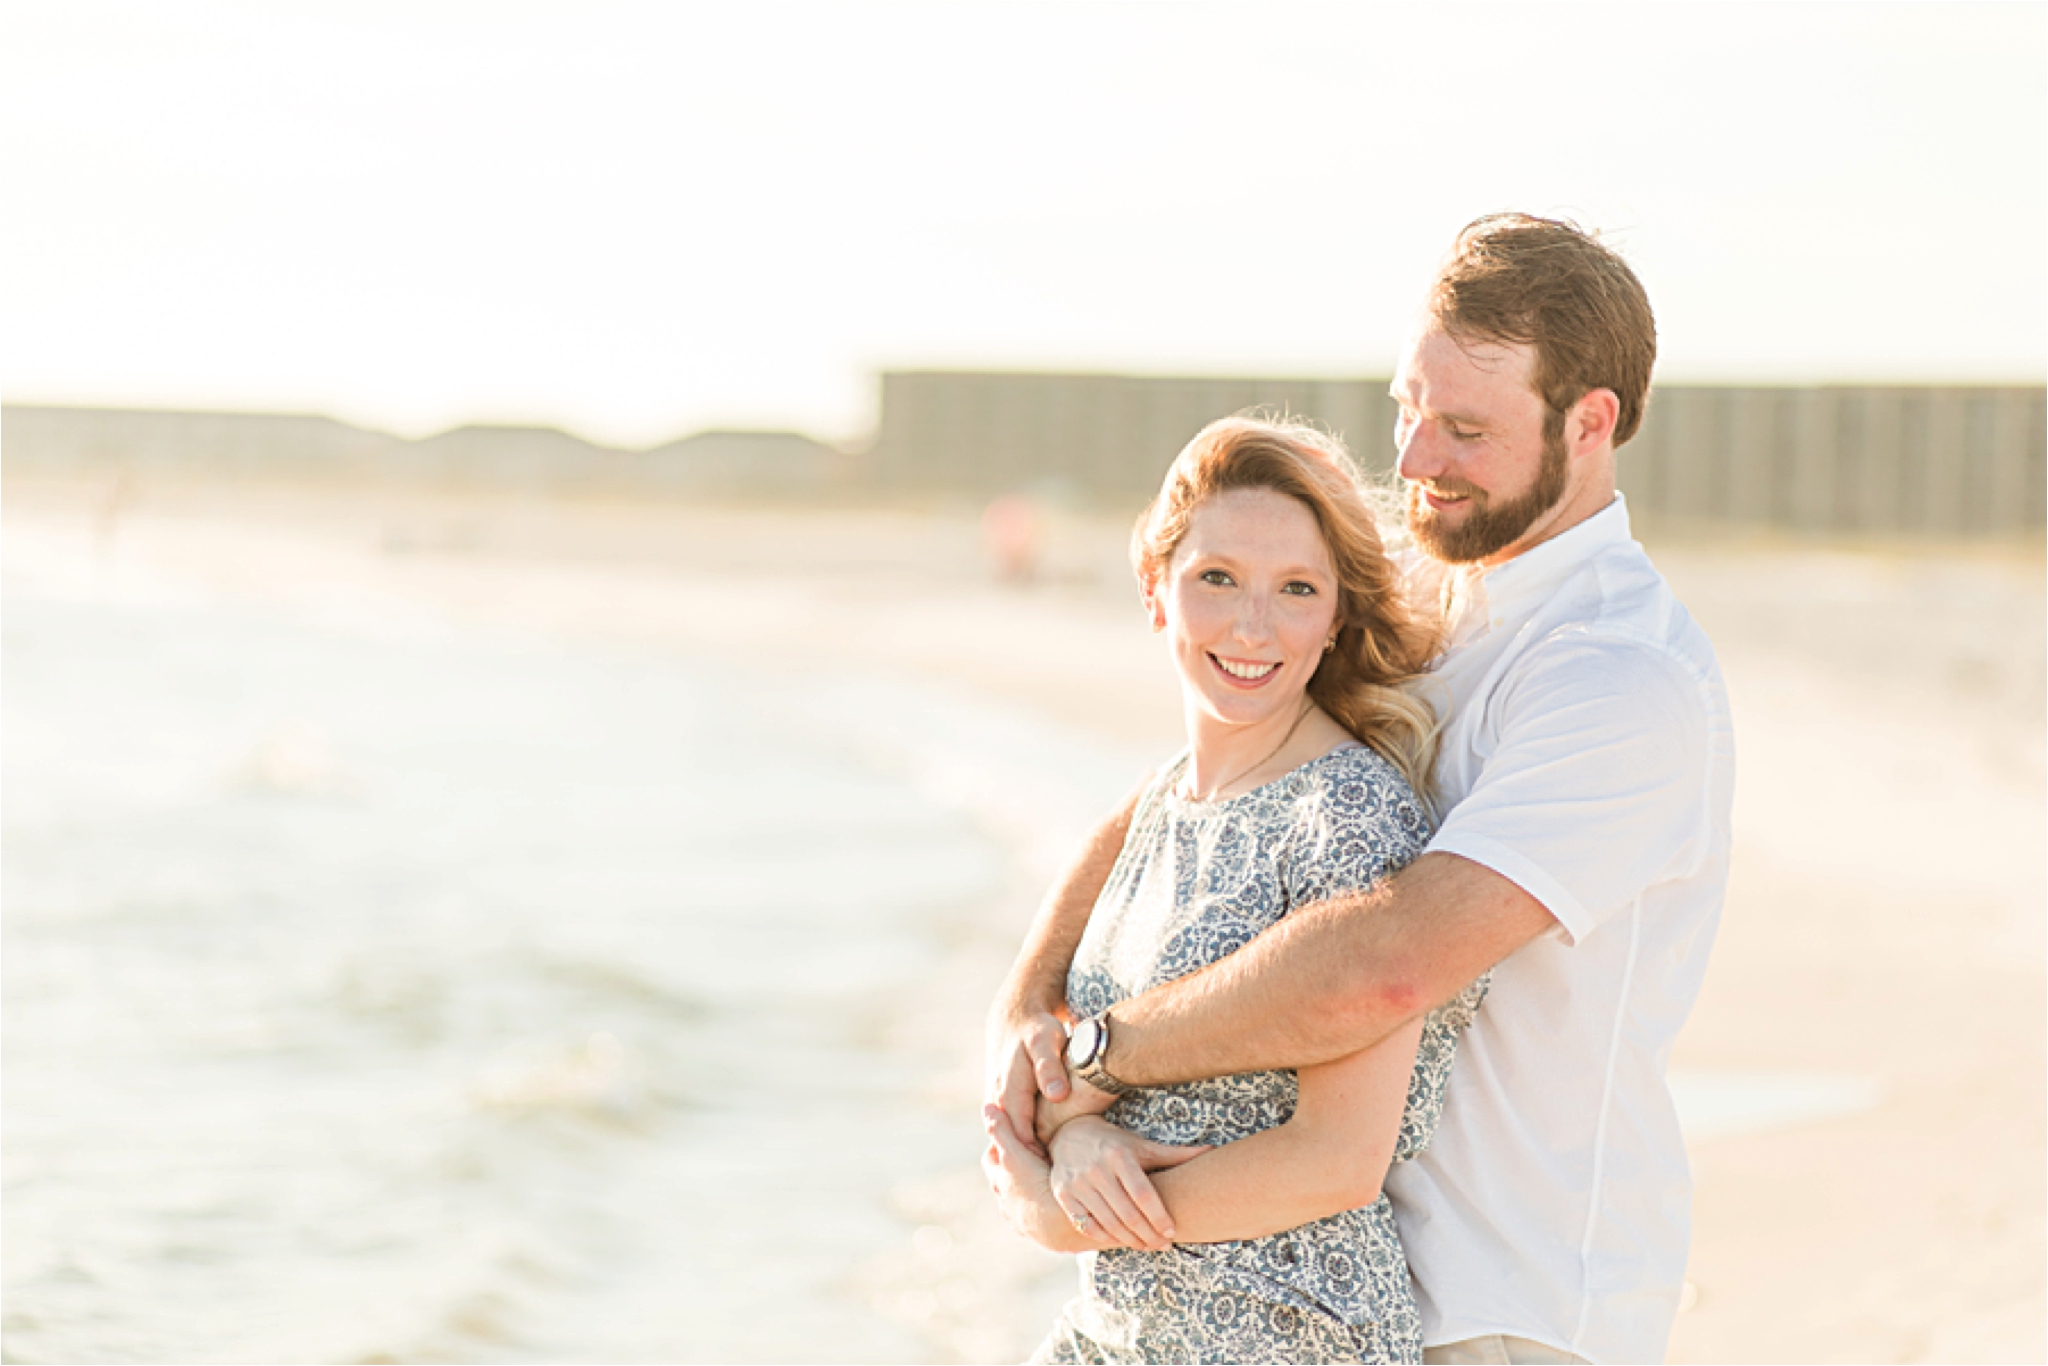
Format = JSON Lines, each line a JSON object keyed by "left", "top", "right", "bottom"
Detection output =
{"left": 1425, "top": 1335, "right": 1591, "bottom": 1365}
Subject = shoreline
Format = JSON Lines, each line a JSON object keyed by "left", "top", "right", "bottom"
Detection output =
{"left": 6, "top": 473, "right": 2042, "bottom": 1363}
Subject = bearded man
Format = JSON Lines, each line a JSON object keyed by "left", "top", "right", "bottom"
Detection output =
{"left": 984, "top": 213, "right": 1734, "bottom": 1365}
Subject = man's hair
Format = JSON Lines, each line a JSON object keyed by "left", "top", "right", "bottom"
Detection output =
{"left": 1429, "top": 213, "right": 1657, "bottom": 446}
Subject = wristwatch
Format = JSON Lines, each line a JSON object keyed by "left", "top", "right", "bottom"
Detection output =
{"left": 1063, "top": 1011, "right": 1136, "bottom": 1096}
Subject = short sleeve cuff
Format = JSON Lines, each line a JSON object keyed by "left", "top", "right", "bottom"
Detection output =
{"left": 1425, "top": 829, "right": 1597, "bottom": 947}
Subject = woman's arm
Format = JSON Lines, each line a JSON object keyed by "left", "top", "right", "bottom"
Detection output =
{"left": 982, "top": 1104, "right": 1204, "bottom": 1254}
{"left": 1052, "top": 1016, "right": 1426, "bottom": 1246}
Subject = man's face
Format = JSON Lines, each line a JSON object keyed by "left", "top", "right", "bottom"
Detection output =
{"left": 1391, "top": 326, "right": 1568, "bottom": 566}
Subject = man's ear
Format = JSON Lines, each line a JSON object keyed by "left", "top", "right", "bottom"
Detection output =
{"left": 1569, "top": 388, "right": 1621, "bottom": 456}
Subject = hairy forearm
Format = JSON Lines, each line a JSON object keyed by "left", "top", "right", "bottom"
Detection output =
{"left": 989, "top": 800, "right": 1133, "bottom": 1030}
{"left": 990, "top": 907, "right": 1086, "bottom": 1030}
{"left": 1108, "top": 891, "right": 1413, "bottom": 1085}
{"left": 1108, "top": 852, "right": 1549, "bottom": 1086}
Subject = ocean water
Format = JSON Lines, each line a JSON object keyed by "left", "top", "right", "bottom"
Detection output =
{"left": 2, "top": 526, "right": 1903, "bottom": 1362}
{"left": 0, "top": 543, "right": 1143, "bottom": 1364}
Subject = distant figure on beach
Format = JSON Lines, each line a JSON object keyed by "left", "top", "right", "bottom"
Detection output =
{"left": 985, "top": 214, "right": 1734, "bottom": 1364}
{"left": 982, "top": 494, "right": 1044, "bottom": 582}
{"left": 94, "top": 471, "right": 135, "bottom": 558}
{"left": 985, "top": 415, "right": 1485, "bottom": 1362}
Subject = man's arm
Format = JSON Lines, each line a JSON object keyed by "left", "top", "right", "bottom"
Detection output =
{"left": 1098, "top": 850, "right": 1551, "bottom": 1088}
{"left": 984, "top": 793, "right": 1136, "bottom": 1147}
{"left": 1065, "top": 637, "right": 1715, "bottom": 1101}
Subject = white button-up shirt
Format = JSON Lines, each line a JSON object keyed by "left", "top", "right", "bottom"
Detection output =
{"left": 1384, "top": 496, "right": 1735, "bottom": 1364}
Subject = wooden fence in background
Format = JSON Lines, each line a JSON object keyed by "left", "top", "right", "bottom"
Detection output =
{"left": 8, "top": 377, "right": 2043, "bottom": 539}
{"left": 867, "top": 372, "right": 2047, "bottom": 538}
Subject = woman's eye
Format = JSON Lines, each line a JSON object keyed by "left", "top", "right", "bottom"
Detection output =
{"left": 1198, "top": 569, "right": 1234, "bottom": 587}
{"left": 1447, "top": 425, "right": 1481, "bottom": 442}
{"left": 1282, "top": 581, "right": 1317, "bottom": 597}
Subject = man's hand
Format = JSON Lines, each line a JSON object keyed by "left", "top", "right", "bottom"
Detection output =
{"left": 1049, "top": 1115, "right": 1208, "bottom": 1251}
{"left": 1033, "top": 1073, "right": 1117, "bottom": 1149}
{"left": 985, "top": 1008, "right": 1072, "bottom": 1159}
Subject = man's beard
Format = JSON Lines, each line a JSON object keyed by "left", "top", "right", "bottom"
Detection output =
{"left": 1405, "top": 424, "right": 1568, "bottom": 564}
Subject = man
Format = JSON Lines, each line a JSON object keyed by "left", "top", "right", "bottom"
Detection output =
{"left": 984, "top": 213, "right": 1734, "bottom": 1364}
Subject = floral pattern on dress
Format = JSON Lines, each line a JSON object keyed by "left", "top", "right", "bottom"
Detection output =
{"left": 1034, "top": 745, "right": 1489, "bottom": 1366}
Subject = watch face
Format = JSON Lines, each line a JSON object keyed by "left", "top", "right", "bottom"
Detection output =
{"left": 1064, "top": 1017, "right": 1100, "bottom": 1070}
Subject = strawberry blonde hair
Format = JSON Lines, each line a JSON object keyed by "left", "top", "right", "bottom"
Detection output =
{"left": 1132, "top": 414, "right": 1443, "bottom": 801}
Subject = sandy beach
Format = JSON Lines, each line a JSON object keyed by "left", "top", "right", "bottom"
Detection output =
{"left": 5, "top": 472, "right": 2042, "bottom": 1363}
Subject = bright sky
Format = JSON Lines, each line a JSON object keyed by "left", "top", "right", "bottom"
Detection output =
{"left": 3, "top": 2, "right": 2043, "bottom": 447}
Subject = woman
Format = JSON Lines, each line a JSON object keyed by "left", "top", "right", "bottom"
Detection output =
{"left": 986, "top": 415, "right": 1486, "bottom": 1364}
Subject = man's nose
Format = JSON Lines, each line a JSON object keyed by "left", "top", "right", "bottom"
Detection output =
{"left": 1394, "top": 421, "right": 1446, "bottom": 483}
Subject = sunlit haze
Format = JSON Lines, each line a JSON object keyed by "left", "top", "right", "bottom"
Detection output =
{"left": 4, "top": 2, "right": 2043, "bottom": 447}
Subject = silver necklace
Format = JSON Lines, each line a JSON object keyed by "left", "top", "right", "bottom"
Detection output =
{"left": 1183, "top": 696, "right": 1315, "bottom": 802}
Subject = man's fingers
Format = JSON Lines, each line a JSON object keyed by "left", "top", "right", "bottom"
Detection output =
{"left": 996, "top": 1056, "right": 1050, "bottom": 1160}
{"left": 999, "top": 1081, "right": 1048, "bottom": 1163}
{"left": 986, "top": 1103, "right": 1049, "bottom": 1172}
{"left": 1031, "top": 1032, "right": 1071, "bottom": 1103}
{"left": 985, "top": 1103, "right": 1021, "bottom": 1157}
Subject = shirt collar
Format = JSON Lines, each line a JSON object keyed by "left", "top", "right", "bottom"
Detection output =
{"left": 1449, "top": 495, "right": 1635, "bottom": 637}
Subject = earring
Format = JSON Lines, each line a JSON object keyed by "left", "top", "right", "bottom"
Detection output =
{"left": 1323, "top": 637, "right": 1337, "bottom": 654}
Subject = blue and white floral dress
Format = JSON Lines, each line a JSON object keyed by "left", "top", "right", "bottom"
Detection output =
{"left": 1033, "top": 744, "right": 1487, "bottom": 1366}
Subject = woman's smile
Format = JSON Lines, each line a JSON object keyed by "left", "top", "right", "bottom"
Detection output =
{"left": 1209, "top": 653, "right": 1280, "bottom": 686}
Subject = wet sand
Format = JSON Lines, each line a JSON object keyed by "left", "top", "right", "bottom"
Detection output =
{"left": 7, "top": 473, "right": 2042, "bottom": 1363}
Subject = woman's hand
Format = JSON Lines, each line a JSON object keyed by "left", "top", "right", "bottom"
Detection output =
{"left": 1050, "top": 1116, "right": 1210, "bottom": 1252}
{"left": 983, "top": 1105, "right": 1118, "bottom": 1254}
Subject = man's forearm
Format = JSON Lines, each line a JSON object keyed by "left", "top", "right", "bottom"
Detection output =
{"left": 989, "top": 799, "right": 1133, "bottom": 1032}
{"left": 1104, "top": 851, "right": 1554, "bottom": 1086}
{"left": 988, "top": 798, "right": 1136, "bottom": 1135}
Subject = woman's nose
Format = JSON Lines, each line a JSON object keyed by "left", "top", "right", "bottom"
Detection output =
{"left": 1232, "top": 598, "right": 1274, "bottom": 644}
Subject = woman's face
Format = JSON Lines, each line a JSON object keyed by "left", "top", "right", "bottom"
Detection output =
{"left": 1149, "top": 487, "right": 1340, "bottom": 731}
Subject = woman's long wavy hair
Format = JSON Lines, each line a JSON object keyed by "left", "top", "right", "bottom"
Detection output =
{"left": 1132, "top": 413, "right": 1445, "bottom": 803}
